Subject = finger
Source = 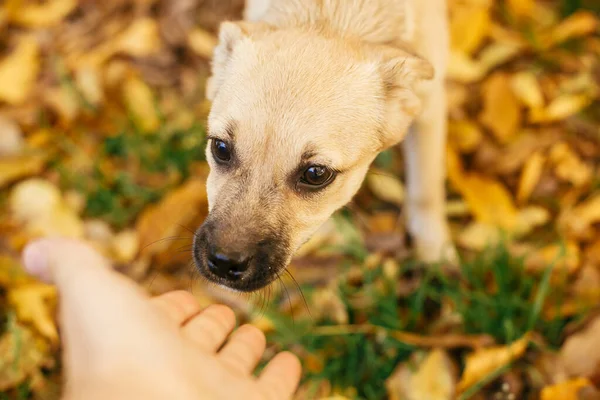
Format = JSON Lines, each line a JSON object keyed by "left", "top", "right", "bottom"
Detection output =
{"left": 257, "top": 352, "right": 302, "bottom": 400}
{"left": 217, "top": 324, "right": 266, "bottom": 375}
{"left": 151, "top": 291, "right": 201, "bottom": 326}
{"left": 182, "top": 304, "right": 236, "bottom": 351}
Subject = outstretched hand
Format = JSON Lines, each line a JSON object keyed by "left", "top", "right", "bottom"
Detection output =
{"left": 23, "top": 238, "right": 301, "bottom": 400}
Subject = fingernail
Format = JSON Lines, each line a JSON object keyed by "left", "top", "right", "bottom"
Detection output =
{"left": 22, "top": 241, "right": 50, "bottom": 281}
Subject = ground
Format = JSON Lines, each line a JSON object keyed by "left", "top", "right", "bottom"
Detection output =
{"left": 0, "top": 0, "right": 599, "bottom": 399}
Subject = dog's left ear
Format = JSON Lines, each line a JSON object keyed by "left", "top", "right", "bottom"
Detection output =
{"left": 207, "top": 21, "right": 274, "bottom": 100}
{"left": 374, "top": 47, "right": 435, "bottom": 148}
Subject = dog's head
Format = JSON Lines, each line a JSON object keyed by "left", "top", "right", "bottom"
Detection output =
{"left": 193, "top": 22, "right": 433, "bottom": 291}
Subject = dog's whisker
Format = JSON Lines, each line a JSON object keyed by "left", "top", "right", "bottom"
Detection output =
{"left": 140, "top": 236, "right": 194, "bottom": 253}
{"left": 284, "top": 269, "right": 312, "bottom": 320}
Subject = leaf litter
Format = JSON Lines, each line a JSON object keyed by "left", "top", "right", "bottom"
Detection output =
{"left": 0, "top": 0, "right": 599, "bottom": 399}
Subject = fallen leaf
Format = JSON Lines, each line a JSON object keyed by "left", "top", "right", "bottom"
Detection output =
{"left": 75, "top": 67, "right": 104, "bottom": 106}
{"left": 515, "top": 206, "right": 550, "bottom": 236}
{"left": 457, "top": 334, "right": 530, "bottom": 394}
{"left": 479, "top": 72, "right": 521, "bottom": 143}
{"left": 0, "top": 154, "right": 47, "bottom": 189}
{"left": 525, "top": 241, "right": 580, "bottom": 274}
{"left": 312, "top": 287, "right": 348, "bottom": 325}
{"left": 542, "top": 11, "right": 599, "bottom": 49}
{"left": 43, "top": 85, "right": 80, "bottom": 122}
{"left": 541, "top": 378, "right": 593, "bottom": 400}
{"left": 448, "top": 120, "right": 483, "bottom": 153}
{"left": 560, "top": 194, "right": 600, "bottom": 239}
{"left": 0, "top": 35, "right": 40, "bottom": 105}
{"left": 511, "top": 71, "right": 545, "bottom": 109}
{"left": 386, "top": 349, "right": 456, "bottom": 400}
{"left": 457, "top": 222, "right": 501, "bottom": 251}
{"left": 8, "top": 282, "right": 58, "bottom": 343}
{"left": 111, "top": 229, "right": 140, "bottom": 263}
{"left": 548, "top": 142, "right": 591, "bottom": 187}
{"left": 123, "top": 75, "right": 160, "bottom": 133}
{"left": 0, "top": 115, "right": 24, "bottom": 156}
{"left": 367, "top": 172, "right": 404, "bottom": 206}
{"left": 560, "top": 315, "right": 600, "bottom": 378}
{"left": 9, "top": 0, "right": 77, "bottom": 28}
{"left": 0, "top": 255, "right": 34, "bottom": 287}
{"left": 450, "top": 4, "right": 491, "bottom": 55}
{"left": 9, "top": 178, "right": 62, "bottom": 222}
{"left": 517, "top": 151, "right": 545, "bottom": 204}
{"left": 507, "top": 0, "right": 534, "bottom": 19}
{"left": 530, "top": 94, "right": 592, "bottom": 123}
{"left": 188, "top": 28, "right": 218, "bottom": 58}
{"left": 116, "top": 18, "right": 162, "bottom": 57}
{"left": 136, "top": 178, "right": 208, "bottom": 258}
{"left": 0, "top": 318, "right": 50, "bottom": 391}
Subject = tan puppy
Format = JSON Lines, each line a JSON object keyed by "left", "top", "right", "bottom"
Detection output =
{"left": 193, "top": 0, "right": 457, "bottom": 292}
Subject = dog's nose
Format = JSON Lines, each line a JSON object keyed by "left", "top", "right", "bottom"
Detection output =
{"left": 207, "top": 249, "right": 250, "bottom": 281}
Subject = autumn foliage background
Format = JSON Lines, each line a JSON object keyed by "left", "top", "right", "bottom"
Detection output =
{"left": 0, "top": 0, "right": 599, "bottom": 399}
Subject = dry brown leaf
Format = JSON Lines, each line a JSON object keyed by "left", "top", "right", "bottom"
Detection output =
{"left": 9, "top": 0, "right": 77, "bottom": 28}
{"left": 188, "top": 28, "right": 218, "bottom": 58}
{"left": 367, "top": 172, "right": 404, "bottom": 206}
{"left": 517, "top": 151, "right": 545, "bottom": 204}
{"left": 448, "top": 120, "right": 483, "bottom": 153}
{"left": 548, "top": 142, "right": 592, "bottom": 187}
{"left": 457, "top": 334, "right": 530, "bottom": 394}
{"left": 75, "top": 67, "right": 104, "bottom": 106}
{"left": 511, "top": 71, "right": 545, "bottom": 109}
{"left": 450, "top": 4, "right": 491, "bottom": 55}
{"left": 123, "top": 75, "right": 160, "bottom": 133}
{"left": 312, "top": 287, "right": 348, "bottom": 325}
{"left": 479, "top": 72, "right": 521, "bottom": 143}
{"left": 43, "top": 85, "right": 80, "bottom": 122}
{"left": 0, "top": 154, "right": 47, "bottom": 189}
{"left": 560, "top": 315, "right": 600, "bottom": 378}
{"left": 0, "top": 319, "right": 50, "bottom": 391}
{"left": 541, "top": 378, "right": 593, "bottom": 400}
{"left": 386, "top": 349, "right": 456, "bottom": 400}
{"left": 530, "top": 94, "right": 592, "bottom": 123}
{"left": 136, "top": 178, "right": 208, "bottom": 257}
{"left": 0, "top": 35, "right": 40, "bottom": 105}
{"left": 8, "top": 282, "right": 58, "bottom": 343}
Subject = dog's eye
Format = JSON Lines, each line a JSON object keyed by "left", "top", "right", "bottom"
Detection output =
{"left": 211, "top": 139, "right": 231, "bottom": 162}
{"left": 300, "top": 165, "right": 335, "bottom": 187}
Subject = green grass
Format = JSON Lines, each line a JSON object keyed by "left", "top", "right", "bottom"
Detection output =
{"left": 261, "top": 239, "right": 583, "bottom": 399}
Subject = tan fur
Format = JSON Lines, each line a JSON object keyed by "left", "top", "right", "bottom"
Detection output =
{"left": 198, "top": 0, "right": 456, "bottom": 291}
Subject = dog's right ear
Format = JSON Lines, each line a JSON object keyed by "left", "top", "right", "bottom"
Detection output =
{"left": 207, "top": 21, "right": 273, "bottom": 101}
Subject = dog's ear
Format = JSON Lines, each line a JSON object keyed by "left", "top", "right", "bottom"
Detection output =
{"left": 374, "top": 47, "right": 435, "bottom": 148}
{"left": 207, "top": 21, "right": 273, "bottom": 100}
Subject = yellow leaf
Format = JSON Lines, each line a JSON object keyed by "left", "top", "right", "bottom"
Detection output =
{"left": 111, "top": 230, "right": 140, "bottom": 263}
{"left": 0, "top": 115, "right": 24, "bottom": 156}
{"left": 116, "top": 18, "right": 161, "bottom": 57}
{"left": 123, "top": 76, "right": 160, "bottom": 133}
{"left": 0, "top": 154, "right": 47, "bottom": 189}
{"left": 367, "top": 172, "right": 404, "bottom": 206}
{"left": 506, "top": 0, "right": 534, "bottom": 19}
{"left": 9, "top": 178, "right": 62, "bottom": 222}
{"left": 450, "top": 5, "right": 491, "bottom": 55}
{"left": 515, "top": 206, "right": 550, "bottom": 236}
{"left": 561, "top": 194, "right": 600, "bottom": 239}
{"left": 560, "top": 316, "right": 600, "bottom": 377}
{"left": 0, "top": 255, "right": 34, "bottom": 287}
{"left": 511, "top": 72, "right": 544, "bottom": 109}
{"left": 525, "top": 242, "right": 580, "bottom": 274}
{"left": 9, "top": 0, "right": 77, "bottom": 28}
{"left": 0, "top": 319, "right": 49, "bottom": 391}
{"left": 43, "top": 85, "right": 80, "bottom": 122}
{"left": 517, "top": 151, "right": 545, "bottom": 204}
{"left": 541, "top": 378, "right": 592, "bottom": 400}
{"left": 448, "top": 120, "right": 483, "bottom": 153}
{"left": 312, "top": 288, "right": 348, "bottom": 325}
{"left": 449, "top": 172, "right": 519, "bottom": 230}
{"left": 27, "top": 202, "right": 85, "bottom": 239}
{"left": 530, "top": 94, "right": 592, "bottom": 123}
{"left": 479, "top": 72, "right": 521, "bottom": 143}
{"left": 542, "top": 11, "right": 599, "bottom": 49}
{"left": 136, "top": 179, "right": 208, "bottom": 257}
{"left": 457, "top": 334, "right": 530, "bottom": 394}
{"left": 457, "top": 222, "right": 500, "bottom": 251}
{"left": 75, "top": 67, "right": 104, "bottom": 106}
{"left": 8, "top": 282, "right": 58, "bottom": 343}
{"left": 549, "top": 142, "right": 591, "bottom": 187}
{"left": 386, "top": 349, "right": 456, "bottom": 400}
{"left": 448, "top": 52, "right": 487, "bottom": 83}
{"left": 0, "top": 35, "right": 40, "bottom": 105}
{"left": 188, "top": 28, "right": 218, "bottom": 59}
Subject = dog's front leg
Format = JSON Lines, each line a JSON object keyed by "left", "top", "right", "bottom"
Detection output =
{"left": 402, "top": 79, "right": 457, "bottom": 264}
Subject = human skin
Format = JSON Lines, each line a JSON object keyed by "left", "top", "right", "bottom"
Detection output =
{"left": 22, "top": 238, "right": 301, "bottom": 400}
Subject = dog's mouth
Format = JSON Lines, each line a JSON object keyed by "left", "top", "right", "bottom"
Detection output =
{"left": 192, "top": 224, "right": 289, "bottom": 292}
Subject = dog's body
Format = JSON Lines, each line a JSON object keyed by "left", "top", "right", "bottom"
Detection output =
{"left": 194, "top": 0, "right": 456, "bottom": 291}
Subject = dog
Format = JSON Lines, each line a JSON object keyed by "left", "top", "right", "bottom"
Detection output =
{"left": 193, "top": 0, "right": 457, "bottom": 292}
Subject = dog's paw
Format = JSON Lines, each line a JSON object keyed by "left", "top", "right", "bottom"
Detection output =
{"left": 406, "top": 212, "right": 458, "bottom": 265}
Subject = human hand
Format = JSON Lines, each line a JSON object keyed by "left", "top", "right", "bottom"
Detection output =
{"left": 22, "top": 238, "right": 301, "bottom": 400}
